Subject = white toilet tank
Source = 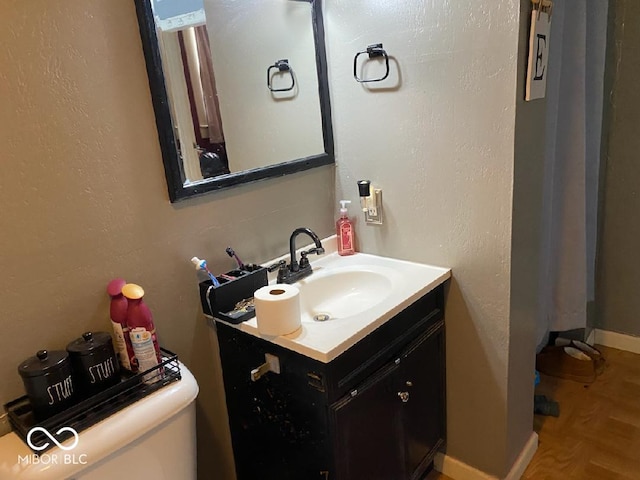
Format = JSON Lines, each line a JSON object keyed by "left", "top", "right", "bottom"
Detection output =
{"left": 0, "top": 362, "right": 199, "bottom": 480}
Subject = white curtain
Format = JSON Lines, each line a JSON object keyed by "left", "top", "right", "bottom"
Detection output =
{"left": 536, "top": 0, "right": 609, "bottom": 348}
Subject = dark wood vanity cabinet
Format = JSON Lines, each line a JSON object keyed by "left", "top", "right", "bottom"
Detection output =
{"left": 331, "top": 323, "right": 445, "bottom": 479}
{"left": 215, "top": 284, "right": 446, "bottom": 480}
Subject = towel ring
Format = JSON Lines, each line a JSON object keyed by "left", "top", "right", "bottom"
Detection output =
{"left": 267, "top": 59, "right": 295, "bottom": 92}
{"left": 353, "top": 43, "right": 390, "bottom": 83}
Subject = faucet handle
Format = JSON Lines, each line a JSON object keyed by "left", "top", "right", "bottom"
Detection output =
{"left": 302, "top": 247, "right": 325, "bottom": 256}
{"left": 267, "top": 259, "right": 287, "bottom": 273}
{"left": 299, "top": 247, "right": 325, "bottom": 269}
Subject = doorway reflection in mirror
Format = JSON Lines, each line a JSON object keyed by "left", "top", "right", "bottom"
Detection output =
{"left": 151, "top": 0, "right": 228, "bottom": 182}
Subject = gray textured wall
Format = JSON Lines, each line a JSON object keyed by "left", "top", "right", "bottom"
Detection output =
{"left": 597, "top": 0, "right": 640, "bottom": 336}
{"left": 0, "top": 0, "right": 548, "bottom": 478}
{"left": 328, "top": 0, "right": 533, "bottom": 476}
{"left": 0, "top": 1, "right": 334, "bottom": 478}
{"left": 507, "top": 0, "right": 547, "bottom": 470}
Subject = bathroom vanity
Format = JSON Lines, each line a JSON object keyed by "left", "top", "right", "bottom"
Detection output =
{"left": 212, "top": 250, "right": 450, "bottom": 480}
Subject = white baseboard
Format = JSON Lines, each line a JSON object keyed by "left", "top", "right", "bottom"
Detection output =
{"left": 504, "top": 432, "right": 538, "bottom": 480}
{"left": 590, "top": 328, "right": 640, "bottom": 354}
{"left": 435, "top": 432, "right": 538, "bottom": 480}
{"left": 434, "top": 452, "right": 496, "bottom": 480}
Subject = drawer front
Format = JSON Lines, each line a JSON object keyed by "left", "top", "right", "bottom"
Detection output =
{"left": 326, "top": 285, "right": 443, "bottom": 402}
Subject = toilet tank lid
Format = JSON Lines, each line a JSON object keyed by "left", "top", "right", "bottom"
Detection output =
{"left": 0, "top": 361, "right": 198, "bottom": 480}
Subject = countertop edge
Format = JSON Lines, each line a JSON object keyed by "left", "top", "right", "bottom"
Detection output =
{"left": 214, "top": 269, "right": 451, "bottom": 363}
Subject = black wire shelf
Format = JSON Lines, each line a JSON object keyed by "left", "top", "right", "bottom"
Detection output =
{"left": 5, "top": 348, "right": 181, "bottom": 453}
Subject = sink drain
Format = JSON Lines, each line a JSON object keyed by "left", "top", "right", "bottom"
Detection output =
{"left": 313, "top": 313, "right": 331, "bottom": 322}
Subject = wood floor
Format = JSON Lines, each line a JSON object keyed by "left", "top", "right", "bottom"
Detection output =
{"left": 427, "top": 345, "right": 640, "bottom": 480}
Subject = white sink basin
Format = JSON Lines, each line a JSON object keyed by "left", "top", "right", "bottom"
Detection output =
{"left": 297, "top": 265, "right": 400, "bottom": 322}
{"left": 218, "top": 237, "right": 451, "bottom": 363}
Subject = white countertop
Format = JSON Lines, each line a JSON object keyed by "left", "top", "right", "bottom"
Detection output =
{"left": 214, "top": 237, "right": 451, "bottom": 363}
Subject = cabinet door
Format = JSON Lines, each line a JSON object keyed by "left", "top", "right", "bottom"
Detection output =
{"left": 330, "top": 360, "right": 404, "bottom": 480}
{"left": 399, "top": 322, "right": 445, "bottom": 478}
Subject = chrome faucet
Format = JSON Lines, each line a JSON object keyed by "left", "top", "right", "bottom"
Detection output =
{"left": 275, "top": 227, "right": 325, "bottom": 284}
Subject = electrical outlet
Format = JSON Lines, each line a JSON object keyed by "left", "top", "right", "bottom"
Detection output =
{"left": 364, "top": 189, "right": 383, "bottom": 225}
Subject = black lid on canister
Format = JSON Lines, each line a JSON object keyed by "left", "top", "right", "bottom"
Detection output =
{"left": 18, "top": 350, "right": 70, "bottom": 378}
{"left": 66, "top": 331, "right": 113, "bottom": 356}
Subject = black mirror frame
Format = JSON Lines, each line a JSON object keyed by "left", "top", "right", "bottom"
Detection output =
{"left": 134, "top": 0, "right": 334, "bottom": 203}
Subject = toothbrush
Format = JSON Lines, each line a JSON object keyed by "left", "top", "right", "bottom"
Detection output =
{"left": 191, "top": 257, "right": 220, "bottom": 286}
{"left": 225, "top": 247, "right": 245, "bottom": 269}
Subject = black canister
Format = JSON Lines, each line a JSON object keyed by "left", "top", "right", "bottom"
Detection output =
{"left": 18, "top": 350, "right": 77, "bottom": 420}
{"left": 66, "top": 332, "right": 120, "bottom": 397}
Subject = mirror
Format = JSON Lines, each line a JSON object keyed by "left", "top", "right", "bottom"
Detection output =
{"left": 134, "top": 0, "right": 334, "bottom": 202}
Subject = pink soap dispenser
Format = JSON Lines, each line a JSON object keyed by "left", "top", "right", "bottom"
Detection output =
{"left": 336, "top": 200, "right": 356, "bottom": 256}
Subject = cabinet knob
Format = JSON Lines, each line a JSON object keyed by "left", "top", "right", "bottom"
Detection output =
{"left": 397, "top": 391, "right": 410, "bottom": 403}
{"left": 406, "top": 381, "right": 413, "bottom": 387}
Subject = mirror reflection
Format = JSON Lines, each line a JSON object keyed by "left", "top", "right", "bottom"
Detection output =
{"left": 138, "top": 0, "right": 332, "bottom": 201}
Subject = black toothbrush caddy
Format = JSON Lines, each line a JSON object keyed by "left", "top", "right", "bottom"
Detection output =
{"left": 199, "top": 265, "right": 268, "bottom": 324}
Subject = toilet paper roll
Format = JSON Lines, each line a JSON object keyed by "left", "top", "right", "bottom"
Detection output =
{"left": 254, "top": 284, "right": 301, "bottom": 336}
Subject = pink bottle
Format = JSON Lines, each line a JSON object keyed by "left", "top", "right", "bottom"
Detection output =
{"left": 122, "top": 283, "right": 162, "bottom": 381}
{"left": 336, "top": 200, "right": 356, "bottom": 256}
{"left": 107, "top": 278, "right": 135, "bottom": 371}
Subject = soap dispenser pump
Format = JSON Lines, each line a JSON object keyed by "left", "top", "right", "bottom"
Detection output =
{"left": 336, "top": 200, "right": 356, "bottom": 256}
